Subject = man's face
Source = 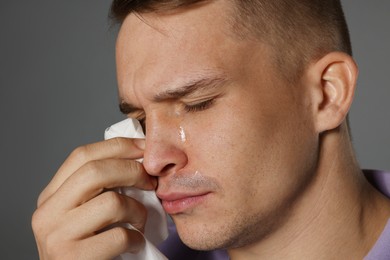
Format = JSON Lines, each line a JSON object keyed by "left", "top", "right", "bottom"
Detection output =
{"left": 116, "top": 1, "right": 318, "bottom": 250}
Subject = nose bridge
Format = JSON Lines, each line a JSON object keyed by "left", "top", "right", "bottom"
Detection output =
{"left": 143, "top": 109, "right": 188, "bottom": 176}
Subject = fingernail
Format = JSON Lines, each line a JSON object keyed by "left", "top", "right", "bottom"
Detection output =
{"left": 134, "top": 138, "right": 145, "bottom": 149}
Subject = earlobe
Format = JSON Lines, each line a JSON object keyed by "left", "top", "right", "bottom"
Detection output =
{"left": 308, "top": 52, "right": 358, "bottom": 133}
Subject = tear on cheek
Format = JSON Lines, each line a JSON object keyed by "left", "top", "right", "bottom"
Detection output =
{"left": 179, "top": 126, "right": 187, "bottom": 143}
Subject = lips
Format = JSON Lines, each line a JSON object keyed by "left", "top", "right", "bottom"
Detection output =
{"left": 157, "top": 192, "right": 211, "bottom": 214}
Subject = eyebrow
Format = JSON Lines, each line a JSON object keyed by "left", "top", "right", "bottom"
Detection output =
{"left": 119, "top": 75, "right": 227, "bottom": 115}
{"left": 153, "top": 76, "right": 226, "bottom": 101}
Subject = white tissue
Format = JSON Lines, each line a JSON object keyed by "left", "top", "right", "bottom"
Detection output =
{"left": 104, "top": 118, "right": 168, "bottom": 260}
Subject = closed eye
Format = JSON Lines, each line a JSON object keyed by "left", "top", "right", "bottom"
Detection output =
{"left": 131, "top": 97, "right": 218, "bottom": 133}
{"left": 184, "top": 98, "right": 215, "bottom": 113}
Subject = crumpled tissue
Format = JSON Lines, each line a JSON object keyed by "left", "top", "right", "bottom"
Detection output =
{"left": 104, "top": 118, "right": 168, "bottom": 260}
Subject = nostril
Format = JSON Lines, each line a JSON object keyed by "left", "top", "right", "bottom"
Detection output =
{"left": 161, "top": 163, "right": 176, "bottom": 174}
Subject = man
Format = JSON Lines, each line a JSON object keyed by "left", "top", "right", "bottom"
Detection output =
{"left": 32, "top": 0, "right": 390, "bottom": 259}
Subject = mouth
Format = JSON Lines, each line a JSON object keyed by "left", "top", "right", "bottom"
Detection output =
{"left": 157, "top": 192, "right": 211, "bottom": 215}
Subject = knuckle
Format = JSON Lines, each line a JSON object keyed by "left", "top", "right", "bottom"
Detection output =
{"left": 102, "top": 191, "right": 126, "bottom": 212}
{"left": 133, "top": 205, "right": 148, "bottom": 232}
{"left": 109, "top": 137, "right": 125, "bottom": 152}
{"left": 31, "top": 209, "right": 44, "bottom": 234}
{"left": 83, "top": 160, "right": 101, "bottom": 174}
{"left": 126, "top": 160, "right": 143, "bottom": 177}
{"left": 70, "top": 145, "right": 89, "bottom": 162}
{"left": 81, "top": 160, "right": 104, "bottom": 181}
{"left": 111, "top": 227, "right": 131, "bottom": 251}
{"left": 32, "top": 210, "right": 69, "bottom": 259}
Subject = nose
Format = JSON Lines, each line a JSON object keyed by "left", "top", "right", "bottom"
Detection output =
{"left": 142, "top": 111, "right": 188, "bottom": 177}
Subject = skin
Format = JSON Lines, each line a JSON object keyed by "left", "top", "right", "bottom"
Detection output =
{"left": 32, "top": 0, "right": 390, "bottom": 259}
{"left": 116, "top": 0, "right": 319, "bottom": 251}
{"left": 32, "top": 138, "right": 155, "bottom": 259}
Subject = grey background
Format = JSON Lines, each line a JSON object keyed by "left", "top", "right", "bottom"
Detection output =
{"left": 0, "top": 1, "right": 389, "bottom": 259}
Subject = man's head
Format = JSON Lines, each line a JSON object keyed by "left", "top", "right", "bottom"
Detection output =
{"left": 111, "top": 0, "right": 352, "bottom": 82}
{"left": 113, "top": 0, "right": 358, "bottom": 252}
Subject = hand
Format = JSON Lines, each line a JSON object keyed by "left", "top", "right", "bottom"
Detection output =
{"left": 32, "top": 138, "right": 156, "bottom": 260}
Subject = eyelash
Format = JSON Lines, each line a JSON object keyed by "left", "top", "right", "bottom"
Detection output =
{"left": 136, "top": 99, "right": 215, "bottom": 132}
{"left": 184, "top": 99, "right": 215, "bottom": 113}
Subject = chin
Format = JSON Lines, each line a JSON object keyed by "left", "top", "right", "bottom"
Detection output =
{"left": 172, "top": 216, "right": 227, "bottom": 250}
{"left": 172, "top": 215, "right": 246, "bottom": 251}
{"left": 172, "top": 208, "right": 284, "bottom": 251}
{"left": 178, "top": 229, "right": 229, "bottom": 251}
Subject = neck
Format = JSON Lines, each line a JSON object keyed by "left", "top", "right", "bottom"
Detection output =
{"left": 229, "top": 124, "right": 390, "bottom": 259}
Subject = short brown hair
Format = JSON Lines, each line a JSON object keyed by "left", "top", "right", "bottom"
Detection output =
{"left": 110, "top": 0, "right": 352, "bottom": 81}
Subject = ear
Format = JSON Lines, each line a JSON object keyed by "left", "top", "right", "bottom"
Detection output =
{"left": 306, "top": 52, "right": 358, "bottom": 133}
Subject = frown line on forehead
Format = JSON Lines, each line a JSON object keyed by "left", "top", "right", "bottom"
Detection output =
{"left": 119, "top": 71, "right": 228, "bottom": 114}
{"left": 153, "top": 75, "right": 228, "bottom": 101}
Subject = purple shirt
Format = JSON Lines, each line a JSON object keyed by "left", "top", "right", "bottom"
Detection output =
{"left": 158, "top": 170, "right": 390, "bottom": 260}
{"left": 364, "top": 170, "right": 390, "bottom": 260}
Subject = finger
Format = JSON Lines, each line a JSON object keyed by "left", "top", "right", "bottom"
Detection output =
{"left": 57, "top": 191, "right": 147, "bottom": 240}
{"left": 44, "top": 158, "right": 154, "bottom": 212}
{"left": 38, "top": 137, "right": 145, "bottom": 206}
{"left": 78, "top": 227, "right": 145, "bottom": 259}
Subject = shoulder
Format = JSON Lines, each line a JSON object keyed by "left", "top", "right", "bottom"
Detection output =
{"left": 364, "top": 169, "right": 390, "bottom": 197}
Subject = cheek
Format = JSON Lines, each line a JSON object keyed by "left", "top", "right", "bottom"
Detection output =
{"left": 178, "top": 97, "right": 260, "bottom": 196}
{"left": 182, "top": 99, "right": 244, "bottom": 161}
{"left": 179, "top": 80, "right": 317, "bottom": 193}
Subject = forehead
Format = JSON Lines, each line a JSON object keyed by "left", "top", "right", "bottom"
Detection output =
{"left": 115, "top": 0, "right": 273, "bottom": 106}
{"left": 115, "top": 1, "right": 235, "bottom": 97}
{"left": 116, "top": 0, "right": 233, "bottom": 50}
